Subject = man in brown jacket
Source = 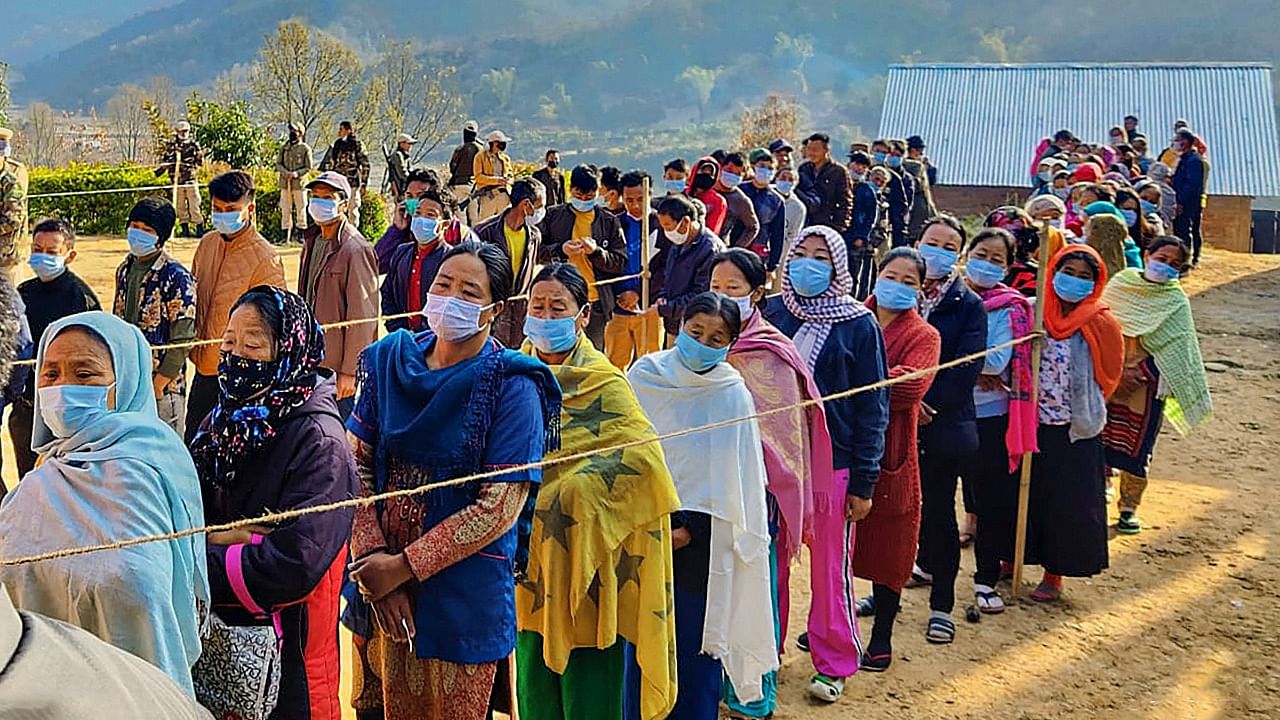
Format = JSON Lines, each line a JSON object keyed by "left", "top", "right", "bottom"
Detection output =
{"left": 299, "top": 171, "right": 378, "bottom": 418}
{"left": 187, "top": 170, "right": 287, "bottom": 443}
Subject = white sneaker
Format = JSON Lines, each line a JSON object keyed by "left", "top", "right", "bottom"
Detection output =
{"left": 807, "top": 673, "right": 845, "bottom": 703}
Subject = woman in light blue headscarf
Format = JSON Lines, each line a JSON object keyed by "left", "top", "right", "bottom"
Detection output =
{"left": 0, "top": 311, "right": 208, "bottom": 696}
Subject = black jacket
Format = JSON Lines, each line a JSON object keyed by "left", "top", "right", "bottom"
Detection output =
{"left": 919, "top": 279, "right": 988, "bottom": 455}
{"left": 474, "top": 209, "right": 543, "bottom": 348}
{"left": 531, "top": 167, "right": 565, "bottom": 207}
{"left": 657, "top": 226, "right": 720, "bottom": 335}
{"left": 537, "top": 205, "right": 628, "bottom": 319}
{"left": 797, "top": 159, "right": 852, "bottom": 232}
{"left": 1172, "top": 150, "right": 1206, "bottom": 211}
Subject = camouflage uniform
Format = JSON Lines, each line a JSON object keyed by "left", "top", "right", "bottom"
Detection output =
{"left": 156, "top": 134, "right": 205, "bottom": 228}
{"left": 0, "top": 128, "right": 28, "bottom": 269}
{"left": 319, "top": 134, "right": 370, "bottom": 226}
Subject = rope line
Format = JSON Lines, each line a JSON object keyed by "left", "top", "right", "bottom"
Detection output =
{"left": 29, "top": 183, "right": 206, "bottom": 199}
{"left": 0, "top": 333, "right": 1039, "bottom": 567}
{"left": 10, "top": 272, "right": 647, "bottom": 366}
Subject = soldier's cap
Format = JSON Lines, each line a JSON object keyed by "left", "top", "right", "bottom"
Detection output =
{"left": 305, "top": 171, "right": 353, "bottom": 199}
{"left": 768, "top": 138, "right": 793, "bottom": 153}
{"left": 487, "top": 130, "right": 512, "bottom": 144}
{"left": 907, "top": 135, "right": 926, "bottom": 150}
{"left": 176, "top": 121, "right": 191, "bottom": 132}
{"left": 0, "top": 127, "right": 11, "bottom": 141}
{"left": 396, "top": 133, "right": 418, "bottom": 144}
{"left": 463, "top": 120, "right": 479, "bottom": 132}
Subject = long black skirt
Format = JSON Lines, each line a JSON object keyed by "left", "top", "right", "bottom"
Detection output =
{"left": 1026, "top": 425, "right": 1109, "bottom": 577}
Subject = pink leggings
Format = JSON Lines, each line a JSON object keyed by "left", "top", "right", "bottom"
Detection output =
{"left": 777, "top": 468, "right": 863, "bottom": 679}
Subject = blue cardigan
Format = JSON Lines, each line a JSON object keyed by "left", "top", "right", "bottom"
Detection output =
{"left": 765, "top": 297, "right": 889, "bottom": 498}
{"left": 919, "top": 279, "right": 988, "bottom": 455}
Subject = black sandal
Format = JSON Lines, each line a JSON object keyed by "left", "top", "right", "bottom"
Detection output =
{"left": 925, "top": 615, "right": 956, "bottom": 644}
{"left": 860, "top": 652, "right": 892, "bottom": 672}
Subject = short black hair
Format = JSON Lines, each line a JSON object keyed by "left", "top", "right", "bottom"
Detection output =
{"left": 1053, "top": 129, "right": 1074, "bottom": 142}
{"left": 721, "top": 152, "right": 745, "bottom": 169}
{"left": 545, "top": 149, "right": 559, "bottom": 159}
{"left": 871, "top": 138, "right": 890, "bottom": 149}
{"left": 1175, "top": 128, "right": 1198, "bottom": 145}
{"left": 511, "top": 177, "right": 544, "bottom": 207}
{"left": 921, "top": 213, "right": 968, "bottom": 246}
{"left": 1125, "top": 114, "right": 1139, "bottom": 123}
{"left": 711, "top": 248, "right": 767, "bottom": 306}
{"left": 710, "top": 149, "right": 728, "bottom": 165}
{"left": 620, "top": 170, "right": 648, "bottom": 189}
{"left": 848, "top": 151, "right": 872, "bottom": 167}
{"left": 531, "top": 262, "right": 589, "bottom": 310}
{"left": 683, "top": 291, "right": 742, "bottom": 343}
{"left": 657, "top": 194, "right": 697, "bottom": 223}
{"left": 599, "top": 166, "right": 623, "bottom": 193}
{"left": 1146, "top": 235, "right": 1191, "bottom": 264}
{"left": 418, "top": 186, "right": 456, "bottom": 218}
{"left": 879, "top": 246, "right": 926, "bottom": 282}
{"left": 887, "top": 138, "right": 906, "bottom": 154}
{"left": 967, "top": 227, "right": 1016, "bottom": 265}
{"left": 128, "top": 196, "right": 177, "bottom": 246}
{"left": 339, "top": 120, "right": 353, "bottom": 131}
{"left": 31, "top": 217, "right": 76, "bottom": 250}
{"left": 406, "top": 167, "right": 440, "bottom": 189}
{"left": 208, "top": 170, "right": 255, "bottom": 202}
{"left": 569, "top": 164, "right": 599, "bottom": 193}
{"left": 664, "top": 158, "right": 688, "bottom": 174}
{"left": 805, "top": 132, "right": 830, "bottom": 146}
{"left": 441, "top": 239, "right": 515, "bottom": 304}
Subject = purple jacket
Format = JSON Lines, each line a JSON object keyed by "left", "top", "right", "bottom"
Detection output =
{"left": 381, "top": 240, "right": 448, "bottom": 333}
{"left": 374, "top": 224, "right": 412, "bottom": 275}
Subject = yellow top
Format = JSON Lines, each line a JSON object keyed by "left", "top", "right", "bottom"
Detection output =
{"left": 503, "top": 221, "right": 527, "bottom": 278}
{"left": 571, "top": 209, "right": 599, "bottom": 302}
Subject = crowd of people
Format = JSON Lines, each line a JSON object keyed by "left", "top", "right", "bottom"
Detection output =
{"left": 0, "top": 114, "right": 1214, "bottom": 720}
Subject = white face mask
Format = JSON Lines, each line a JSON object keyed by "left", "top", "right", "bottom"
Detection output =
{"left": 727, "top": 293, "right": 755, "bottom": 320}
{"left": 528, "top": 206, "right": 546, "bottom": 226}
{"left": 424, "top": 293, "right": 491, "bottom": 343}
{"left": 664, "top": 222, "right": 690, "bottom": 245}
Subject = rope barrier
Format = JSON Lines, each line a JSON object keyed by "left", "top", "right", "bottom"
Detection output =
{"left": 0, "top": 333, "right": 1038, "bottom": 567}
{"left": 9, "top": 272, "right": 648, "bottom": 366}
{"left": 28, "top": 183, "right": 206, "bottom": 199}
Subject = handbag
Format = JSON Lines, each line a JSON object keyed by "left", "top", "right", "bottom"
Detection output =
{"left": 193, "top": 611, "right": 283, "bottom": 720}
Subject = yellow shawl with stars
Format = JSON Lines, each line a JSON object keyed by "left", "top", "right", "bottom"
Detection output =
{"left": 516, "top": 335, "right": 679, "bottom": 720}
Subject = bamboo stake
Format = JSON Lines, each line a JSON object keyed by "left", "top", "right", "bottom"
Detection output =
{"left": 1010, "top": 221, "right": 1051, "bottom": 600}
{"left": 640, "top": 176, "right": 652, "bottom": 358}
{"left": 171, "top": 147, "right": 181, "bottom": 211}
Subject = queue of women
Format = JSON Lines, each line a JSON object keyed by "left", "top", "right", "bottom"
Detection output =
{"left": 0, "top": 207, "right": 1210, "bottom": 719}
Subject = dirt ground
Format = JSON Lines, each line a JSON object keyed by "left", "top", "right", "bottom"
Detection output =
{"left": 4, "top": 237, "right": 1277, "bottom": 719}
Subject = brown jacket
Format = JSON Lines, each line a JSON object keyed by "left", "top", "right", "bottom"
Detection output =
{"left": 298, "top": 220, "right": 378, "bottom": 377}
{"left": 473, "top": 149, "right": 513, "bottom": 193}
{"left": 191, "top": 228, "right": 286, "bottom": 376}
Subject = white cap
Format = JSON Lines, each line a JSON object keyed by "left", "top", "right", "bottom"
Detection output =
{"left": 176, "top": 120, "right": 191, "bottom": 132}
{"left": 487, "top": 130, "right": 512, "bottom": 143}
{"left": 396, "top": 132, "right": 417, "bottom": 144}
{"left": 463, "top": 120, "right": 479, "bottom": 132}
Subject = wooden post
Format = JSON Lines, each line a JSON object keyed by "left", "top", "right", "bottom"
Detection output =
{"left": 1010, "top": 221, "right": 1050, "bottom": 600}
{"left": 639, "top": 176, "right": 652, "bottom": 357}
{"left": 171, "top": 147, "right": 181, "bottom": 211}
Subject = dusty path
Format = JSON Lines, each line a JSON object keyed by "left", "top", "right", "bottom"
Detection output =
{"left": 4, "top": 238, "right": 1276, "bottom": 718}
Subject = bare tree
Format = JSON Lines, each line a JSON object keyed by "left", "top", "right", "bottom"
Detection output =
{"left": 480, "top": 67, "right": 517, "bottom": 114}
{"left": 248, "top": 19, "right": 363, "bottom": 136}
{"left": 18, "top": 102, "right": 66, "bottom": 168}
{"left": 355, "top": 43, "right": 464, "bottom": 161}
{"left": 107, "top": 84, "right": 153, "bottom": 163}
{"left": 739, "top": 93, "right": 799, "bottom": 151}
{"left": 0, "top": 63, "right": 10, "bottom": 127}
{"left": 147, "top": 75, "right": 180, "bottom": 124}
{"left": 212, "top": 64, "right": 255, "bottom": 108}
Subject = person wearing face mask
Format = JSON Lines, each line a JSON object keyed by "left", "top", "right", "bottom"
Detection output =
{"left": 740, "top": 149, "right": 786, "bottom": 274}
{"left": 1023, "top": 195, "right": 1071, "bottom": 255}
{"left": 653, "top": 194, "right": 724, "bottom": 345}
{"left": 298, "top": 171, "right": 378, "bottom": 419}
{"left": 277, "top": 121, "right": 314, "bottom": 242}
{"left": 155, "top": 120, "right": 206, "bottom": 238}
{"left": 952, "top": 228, "right": 1034, "bottom": 618}
{"left": 0, "top": 312, "right": 208, "bottom": 695}
{"left": 684, "top": 156, "right": 728, "bottom": 235}
{"left": 189, "top": 286, "right": 357, "bottom": 720}
{"left": 189, "top": 170, "right": 287, "bottom": 444}
{"left": 374, "top": 168, "right": 471, "bottom": 273}
{"left": 598, "top": 170, "right": 661, "bottom": 368}
{"left": 903, "top": 214, "right": 986, "bottom": 647}
{"left": 382, "top": 186, "right": 472, "bottom": 335}
{"left": 318, "top": 121, "right": 370, "bottom": 226}
{"left": 532, "top": 149, "right": 566, "bottom": 207}
{"left": 344, "top": 240, "right": 561, "bottom": 720}
{"left": 112, "top": 197, "right": 197, "bottom": 438}
{"left": 448, "top": 120, "right": 485, "bottom": 210}
{"left": 472, "top": 130, "right": 515, "bottom": 224}
{"left": 1101, "top": 237, "right": 1210, "bottom": 536}
{"left": 713, "top": 153, "right": 761, "bottom": 249}
{"left": 0, "top": 270, "right": 30, "bottom": 493}
{"left": 629, "top": 292, "right": 777, "bottom": 720}
{"left": 845, "top": 151, "right": 881, "bottom": 300}
{"left": 853, "top": 247, "right": 940, "bottom": 673}
{"left": 598, "top": 166, "right": 625, "bottom": 214}
{"left": 711, "top": 249, "right": 833, "bottom": 717}
{"left": 512, "top": 262, "right": 679, "bottom": 720}
{"left": 0, "top": 126, "right": 29, "bottom": 269}
{"left": 475, "top": 177, "right": 546, "bottom": 348}
{"left": 774, "top": 165, "right": 807, "bottom": 283}
{"left": 870, "top": 139, "right": 915, "bottom": 250}
{"left": 1023, "top": 245, "right": 1123, "bottom": 603}
{"left": 537, "top": 164, "right": 628, "bottom": 350}
{"left": 1115, "top": 188, "right": 1157, "bottom": 251}
{"left": 765, "top": 226, "right": 889, "bottom": 703}
{"left": 1170, "top": 128, "right": 1208, "bottom": 267}
{"left": 12, "top": 219, "right": 101, "bottom": 479}
{"left": 984, "top": 206, "right": 1044, "bottom": 298}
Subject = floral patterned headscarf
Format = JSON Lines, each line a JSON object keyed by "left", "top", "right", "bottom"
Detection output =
{"left": 192, "top": 286, "right": 326, "bottom": 489}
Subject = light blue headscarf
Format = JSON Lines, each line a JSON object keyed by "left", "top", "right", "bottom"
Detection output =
{"left": 0, "top": 311, "right": 209, "bottom": 696}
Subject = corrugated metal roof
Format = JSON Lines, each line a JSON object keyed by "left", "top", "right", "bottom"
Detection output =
{"left": 878, "top": 63, "right": 1280, "bottom": 196}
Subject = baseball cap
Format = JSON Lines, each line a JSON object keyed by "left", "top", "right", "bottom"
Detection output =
{"left": 748, "top": 148, "right": 772, "bottom": 165}
{"left": 463, "top": 120, "right": 479, "bottom": 132}
{"left": 768, "top": 138, "right": 794, "bottom": 153}
{"left": 487, "top": 130, "right": 512, "bottom": 143}
{"left": 176, "top": 121, "right": 191, "bottom": 132}
{"left": 396, "top": 133, "right": 418, "bottom": 144}
{"left": 305, "top": 170, "right": 353, "bottom": 198}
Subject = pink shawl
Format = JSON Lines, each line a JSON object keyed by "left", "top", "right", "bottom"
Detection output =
{"left": 980, "top": 284, "right": 1038, "bottom": 471}
{"left": 728, "top": 310, "right": 835, "bottom": 563}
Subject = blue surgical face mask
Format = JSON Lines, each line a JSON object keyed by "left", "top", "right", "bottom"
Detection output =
{"left": 411, "top": 216, "right": 439, "bottom": 243}
{"left": 1053, "top": 187, "right": 1071, "bottom": 199}
{"left": 665, "top": 178, "right": 686, "bottom": 194}
{"left": 776, "top": 181, "right": 795, "bottom": 195}
{"left": 570, "top": 196, "right": 596, "bottom": 213}
{"left": 424, "top": 293, "right": 489, "bottom": 342}
{"left": 37, "top": 383, "right": 114, "bottom": 439}
{"left": 887, "top": 156, "right": 903, "bottom": 169}
{"left": 873, "top": 278, "right": 919, "bottom": 311}
{"left": 754, "top": 167, "right": 774, "bottom": 184}
{"left": 1144, "top": 259, "right": 1181, "bottom": 284}
{"left": 307, "top": 197, "right": 342, "bottom": 224}
{"left": 27, "top": 252, "right": 66, "bottom": 281}
{"left": 965, "top": 257, "right": 1007, "bottom": 289}
{"left": 211, "top": 209, "right": 247, "bottom": 236}
{"left": 126, "top": 227, "right": 159, "bottom": 257}
{"left": 1038, "top": 170, "right": 1053, "bottom": 183}
{"left": 873, "top": 152, "right": 888, "bottom": 165}
{"left": 1140, "top": 199, "right": 1157, "bottom": 214}
{"left": 719, "top": 171, "right": 742, "bottom": 188}
{"left": 1121, "top": 209, "right": 1139, "bottom": 226}
{"left": 524, "top": 313, "right": 581, "bottom": 355}
{"left": 1052, "top": 271, "right": 1095, "bottom": 302}
{"left": 787, "top": 257, "right": 833, "bottom": 298}
{"left": 918, "top": 243, "right": 958, "bottom": 279}
{"left": 675, "top": 331, "right": 729, "bottom": 373}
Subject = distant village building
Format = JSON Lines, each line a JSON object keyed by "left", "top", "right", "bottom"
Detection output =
{"left": 878, "top": 62, "right": 1280, "bottom": 253}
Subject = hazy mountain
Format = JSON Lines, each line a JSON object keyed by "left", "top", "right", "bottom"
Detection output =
{"left": 0, "top": 0, "right": 179, "bottom": 67}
